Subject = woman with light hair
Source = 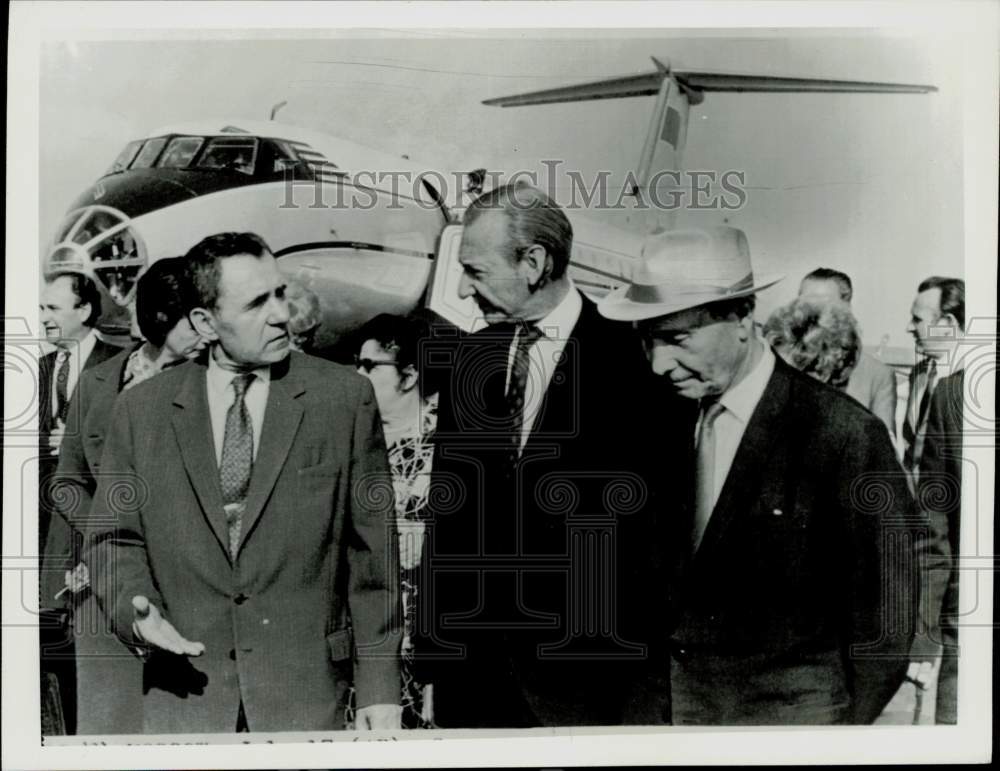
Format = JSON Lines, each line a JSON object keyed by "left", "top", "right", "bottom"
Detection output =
{"left": 763, "top": 297, "right": 861, "bottom": 389}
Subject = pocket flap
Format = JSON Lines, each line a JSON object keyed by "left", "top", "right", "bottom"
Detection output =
{"left": 326, "top": 628, "right": 354, "bottom": 662}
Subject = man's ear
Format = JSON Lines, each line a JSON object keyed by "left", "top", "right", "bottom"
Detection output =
{"left": 398, "top": 364, "right": 419, "bottom": 394}
{"left": 520, "top": 244, "right": 550, "bottom": 288}
{"left": 189, "top": 307, "right": 219, "bottom": 342}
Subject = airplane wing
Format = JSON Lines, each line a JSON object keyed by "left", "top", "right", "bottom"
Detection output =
{"left": 483, "top": 64, "right": 936, "bottom": 106}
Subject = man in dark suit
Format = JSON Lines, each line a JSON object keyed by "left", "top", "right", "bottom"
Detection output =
{"left": 54, "top": 257, "right": 206, "bottom": 734}
{"left": 83, "top": 233, "right": 401, "bottom": 733}
{"left": 910, "top": 369, "right": 964, "bottom": 724}
{"left": 38, "top": 271, "right": 121, "bottom": 734}
{"left": 798, "top": 267, "right": 897, "bottom": 438}
{"left": 598, "top": 226, "right": 917, "bottom": 725}
{"left": 902, "top": 277, "right": 965, "bottom": 488}
{"left": 420, "top": 184, "right": 660, "bottom": 727}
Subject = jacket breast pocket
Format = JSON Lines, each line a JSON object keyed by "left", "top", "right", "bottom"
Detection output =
{"left": 298, "top": 462, "right": 340, "bottom": 481}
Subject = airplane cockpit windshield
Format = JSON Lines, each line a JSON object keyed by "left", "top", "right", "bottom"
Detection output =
{"left": 101, "top": 135, "right": 302, "bottom": 179}
{"left": 195, "top": 137, "right": 258, "bottom": 175}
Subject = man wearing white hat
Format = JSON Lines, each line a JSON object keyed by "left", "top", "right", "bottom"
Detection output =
{"left": 599, "top": 226, "right": 917, "bottom": 725}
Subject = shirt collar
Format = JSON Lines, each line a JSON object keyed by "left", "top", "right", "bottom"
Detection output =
{"left": 530, "top": 280, "right": 582, "bottom": 340}
{"left": 206, "top": 347, "right": 271, "bottom": 397}
{"left": 717, "top": 342, "right": 775, "bottom": 424}
{"left": 61, "top": 330, "right": 97, "bottom": 363}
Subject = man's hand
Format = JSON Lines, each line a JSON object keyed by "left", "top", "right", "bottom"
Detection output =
{"left": 420, "top": 683, "right": 434, "bottom": 726}
{"left": 354, "top": 704, "right": 402, "bottom": 730}
{"left": 131, "top": 595, "right": 205, "bottom": 656}
{"left": 48, "top": 420, "right": 66, "bottom": 455}
{"left": 64, "top": 563, "right": 90, "bottom": 594}
{"left": 907, "top": 660, "right": 935, "bottom": 690}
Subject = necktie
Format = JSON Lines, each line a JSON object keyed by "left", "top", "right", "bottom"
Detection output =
{"left": 903, "top": 359, "right": 938, "bottom": 474}
{"left": 505, "top": 325, "right": 544, "bottom": 457}
{"left": 54, "top": 350, "right": 70, "bottom": 423}
{"left": 692, "top": 399, "right": 725, "bottom": 554}
{"left": 220, "top": 373, "right": 254, "bottom": 558}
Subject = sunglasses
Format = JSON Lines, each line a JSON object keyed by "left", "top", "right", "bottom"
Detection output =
{"left": 354, "top": 355, "right": 398, "bottom": 373}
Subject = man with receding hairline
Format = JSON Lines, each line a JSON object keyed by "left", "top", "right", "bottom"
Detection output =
{"left": 84, "top": 232, "right": 401, "bottom": 733}
{"left": 421, "top": 184, "right": 660, "bottom": 727}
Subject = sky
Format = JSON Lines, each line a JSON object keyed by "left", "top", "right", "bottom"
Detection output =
{"left": 38, "top": 29, "right": 966, "bottom": 349}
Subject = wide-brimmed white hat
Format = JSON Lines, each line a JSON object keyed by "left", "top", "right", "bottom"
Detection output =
{"left": 598, "top": 226, "right": 784, "bottom": 322}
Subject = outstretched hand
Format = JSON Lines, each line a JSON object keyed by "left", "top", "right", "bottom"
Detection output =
{"left": 132, "top": 595, "right": 205, "bottom": 657}
{"left": 354, "top": 704, "right": 402, "bottom": 730}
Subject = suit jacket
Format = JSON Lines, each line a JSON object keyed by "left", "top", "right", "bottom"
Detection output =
{"left": 420, "top": 296, "right": 663, "bottom": 726}
{"left": 913, "top": 370, "right": 963, "bottom": 723}
{"left": 661, "top": 355, "right": 917, "bottom": 725}
{"left": 902, "top": 357, "right": 937, "bottom": 478}
{"left": 83, "top": 351, "right": 401, "bottom": 733}
{"left": 54, "top": 346, "right": 143, "bottom": 734}
{"left": 845, "top": 351, "right": 897, "bottom": 439}
{"left": 39, "top": 337, "right": 122, "bottom": 608}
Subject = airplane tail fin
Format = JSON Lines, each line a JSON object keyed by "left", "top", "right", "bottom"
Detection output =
{"left": 485, "top": 58, "right": 935, "bottom": 206}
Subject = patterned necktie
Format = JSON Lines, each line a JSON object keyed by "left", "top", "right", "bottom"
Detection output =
{"left": 505, "top": 324, "right": 544, "bottom": 458}
{"left": 220, "top": 373, "right": 254, "bottom": 558}
{"left": 54, "top": 350, "right": 71, "bottom": 423}
{"left": 692, "top": 399, "right": 725, "bottom": 554}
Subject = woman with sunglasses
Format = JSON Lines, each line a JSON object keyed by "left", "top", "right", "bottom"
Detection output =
{"left": 351, "top": 312, "right": 438, "bottom": 728}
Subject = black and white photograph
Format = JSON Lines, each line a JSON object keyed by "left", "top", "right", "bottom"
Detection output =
{"left": 3, "top": 1, "right": 996, "bottom": 767}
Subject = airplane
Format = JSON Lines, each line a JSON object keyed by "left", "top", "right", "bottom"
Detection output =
{"left": 41, "top": 59, "right": 935, "bottom": 351}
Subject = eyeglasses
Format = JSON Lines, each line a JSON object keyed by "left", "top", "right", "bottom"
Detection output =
{"left": 354, "top": 355, "right": 398, "bottom": 373}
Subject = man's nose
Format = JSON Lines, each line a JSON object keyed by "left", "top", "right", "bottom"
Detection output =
{"left": 457, "top": 273, "right": 474, "bottom": 300}
{"left": 649, "top": 344, "right": 679, "bottom": 376}
{"left": 268, "top": 296, "right": 291, "bottom": 325}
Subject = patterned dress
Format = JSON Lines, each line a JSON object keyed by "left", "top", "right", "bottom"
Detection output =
{"left": 346, "top": 394, "right": 437, "bottom": 728}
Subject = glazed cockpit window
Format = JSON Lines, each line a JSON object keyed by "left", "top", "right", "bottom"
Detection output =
{"left": 196, "top": 137, "right": 258, "bottom": 175}
{"left": 158, "top": 136, "right": 205, "bottom": 168}
{"left": 131, "top": 137, "right": 168, "bottom": 169}
{"left": 106, "top": 140, "right": 144, "bottom": 175}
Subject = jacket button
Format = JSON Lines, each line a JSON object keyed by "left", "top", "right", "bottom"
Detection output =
{"left": 229, "top": 649, "right": 236, "bottom": 661}
{"left": 234, "top": 593, "right": 249, "bottom": 605}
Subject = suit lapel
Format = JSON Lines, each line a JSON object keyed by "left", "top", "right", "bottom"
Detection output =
{"left": 693, "top": 360, "right": 793, "bottom": 565}
{"left": 236, "top": 358, "right": 305, "bottom": 555}
{"left": 171, "top": 362, "right": 231, "bottom": 558}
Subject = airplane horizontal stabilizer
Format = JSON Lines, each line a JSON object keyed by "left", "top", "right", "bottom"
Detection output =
{"left": 483, "top": 67, "right": 936, "bottom": 106}
{"left": 482, "top": 72, "right": 663, "bottom": 106}
{"left": 674, "top": 71, "right": 937, "bottom": 94}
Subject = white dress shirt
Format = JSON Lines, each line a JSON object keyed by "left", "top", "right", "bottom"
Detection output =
{"left": 51, "top": 330, "right": 98, "bottom": 420}
{"left": 205, "top": 353, "right": 271, "bottom": 465}
{"left": 698, "top": 343, "right": 775, "bottom": 511}
{"left": 505, "top": 283, "right": 583, "bottom": 451}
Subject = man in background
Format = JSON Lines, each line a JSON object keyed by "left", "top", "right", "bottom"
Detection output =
{"left": 798, "top": 267, "right": 896, "bottom": 438}
{"left": 38, "top": 271, "right": 121, "bottom": 734}
{"left": 905, "top": 276, "right": 965, "bottom": 721}
{"left": 902, "top": 276, "right": 965, "bottom": 487}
